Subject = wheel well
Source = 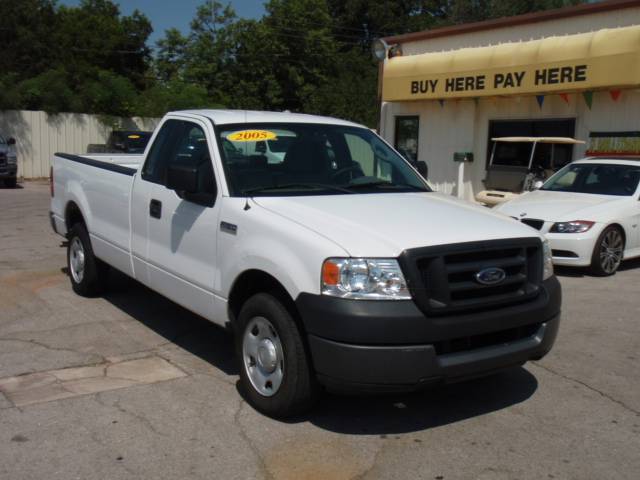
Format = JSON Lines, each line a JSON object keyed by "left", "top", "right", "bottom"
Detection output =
{"left": 65, "top": 202, "right": 85, "bottom": 232}
{"left": 227, "top": 270, "right": 299, "bottom": 331}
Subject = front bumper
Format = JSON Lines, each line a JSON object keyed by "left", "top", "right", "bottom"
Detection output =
{"left": 547, "top": 226, "right": 603, "bottom": 267}
{"left": 296, "top": 277, "right": 561, "bottom": 392}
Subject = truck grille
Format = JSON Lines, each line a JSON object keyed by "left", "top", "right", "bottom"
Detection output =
{"left": 521, "top": 218, "right": 544, "bottom": 230}
{"left": 399, "top": 238, "right": 543, "bottom": 315}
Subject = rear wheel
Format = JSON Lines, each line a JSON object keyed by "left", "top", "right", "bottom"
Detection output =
{"left": 590, "top": 225, "right": 624, "bottom": 276}
{"left": 67, "top": 223, "right": 109, "bottom": 296}
{"left": 236, "top": 293, "right": 317, "bottom": 418}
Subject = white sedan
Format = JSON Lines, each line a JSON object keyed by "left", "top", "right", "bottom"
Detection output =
{"left": 496, "top": 158, "right": 640, "bottom": 275}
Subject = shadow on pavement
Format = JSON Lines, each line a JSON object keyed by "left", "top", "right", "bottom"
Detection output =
{"left": 290, "top": 367, "right": 537, "bottom": 435}
{"left": 619, "top": 257, "right": 640, "bottom": 272}
{"left": 102, "top": 270, "right": 238, "bottom": 376}
{"left": 554, "top": 266, "right": 586, "bottom": 278}
{"left": 100, "top": 270, "right": 538, "bottom": 434}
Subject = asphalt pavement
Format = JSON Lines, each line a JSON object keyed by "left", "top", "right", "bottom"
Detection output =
{"left": 1, "top": 182, "right": 639, "bottom": 480}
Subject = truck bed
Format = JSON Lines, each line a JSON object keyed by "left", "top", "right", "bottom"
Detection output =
{"left": 50, "top": 153, "right": 139, "bottom": 278}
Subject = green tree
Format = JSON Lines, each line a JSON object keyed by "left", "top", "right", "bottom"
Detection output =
{"left": 0, "top": 0, "right": 153, "bottom": 115}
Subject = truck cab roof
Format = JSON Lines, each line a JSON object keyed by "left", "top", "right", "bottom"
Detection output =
{"left": 172, "top": 109, "right": 366, "bottom": 128}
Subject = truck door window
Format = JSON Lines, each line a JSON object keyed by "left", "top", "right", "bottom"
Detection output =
{"left": 142, "top": 120, "right": 215, "bottom": 193}
{"left": 142, "top": 120, "right": 181, "bottom": 183}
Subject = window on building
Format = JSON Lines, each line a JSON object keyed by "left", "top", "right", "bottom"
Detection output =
{"left": 487, "top": 118, "right": 576, "bottom": 170}
{"left": 394, "top": 116, "right": 419, "bottom": 162}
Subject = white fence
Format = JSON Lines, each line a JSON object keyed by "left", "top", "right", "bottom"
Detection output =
{"left": 0, "top": 110, "right": 160, "bottom": 179}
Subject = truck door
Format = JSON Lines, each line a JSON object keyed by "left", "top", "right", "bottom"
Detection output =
{"left": 140, "top": 117, "right": 223, "bottom": 322}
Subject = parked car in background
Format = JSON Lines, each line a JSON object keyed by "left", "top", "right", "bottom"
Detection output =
{"left": 50, "top": 109, "right": 561, "bottom": 417}
{"left": 87, "top": 130, "right": 152, "bottom": 154}
{"left": 476, "top": 137, "right": 585, "bottom": 206}
{"left": 496, "top": 158, "right": 640, "bottom": 275}
{"left": 0, "top": 134, "right": 18, "bottom": 188}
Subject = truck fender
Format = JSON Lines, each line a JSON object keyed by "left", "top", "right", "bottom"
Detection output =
{"left": 64, "top": 180, "right": 93, "bottom": 232}
{"left": 226, "top": 250, "right": 312, "bottom": 302}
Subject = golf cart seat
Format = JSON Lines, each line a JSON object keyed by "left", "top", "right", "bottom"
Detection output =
{"left": 475, "top": 166, "right": 527, "bottom": 206}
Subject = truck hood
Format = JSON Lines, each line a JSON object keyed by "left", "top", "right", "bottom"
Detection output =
{"left": 254, "top": 192, "right": 542, "bottom": 257}
{"left": 495, "top": 190, "right": 622, "bottom": 222}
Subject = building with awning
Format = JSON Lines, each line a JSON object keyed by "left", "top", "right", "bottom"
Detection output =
{"left": 377, "top": 0, "right": 640, "bottom": 202}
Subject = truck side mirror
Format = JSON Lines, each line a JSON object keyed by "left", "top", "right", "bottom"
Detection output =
{"left": 166, "top": 164, "right": 198, "bottom": 193}
{"left": 416, "top": 160, "right": 428, "bottom": 179}
{"left": 7, "top": 137, "right": 15, "bottom": 145}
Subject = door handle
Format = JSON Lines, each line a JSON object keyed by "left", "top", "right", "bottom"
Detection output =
{"left": 149, "top": 199, "right": 162, "bottom": 219}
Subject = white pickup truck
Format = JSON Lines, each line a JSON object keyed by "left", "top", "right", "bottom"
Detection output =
{"left": 50, "top": 110, "right": 561, "bottom": 417}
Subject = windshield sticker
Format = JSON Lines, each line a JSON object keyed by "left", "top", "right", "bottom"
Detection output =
{"left": 227, "top": 130, "right": 277, "bottom": 142}
{"left": 127, "top": 134, "right": 141, "bottom": 139}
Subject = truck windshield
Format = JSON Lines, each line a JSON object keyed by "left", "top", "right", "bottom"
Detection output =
{"left": 216, "top": 123, "right": 430, "bottom": 196}
{"left": 541, "top": 163, "right": 640, "bottom": 196}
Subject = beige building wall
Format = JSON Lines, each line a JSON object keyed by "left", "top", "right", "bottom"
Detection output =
{"left": 381, "top": 5, "right": 640, "bottom": 201}
{"left": 382, "top": 89, "right": 640, "bottom": 200}
{"left": 0, "top": 110, "right": 160, "bottom": 179}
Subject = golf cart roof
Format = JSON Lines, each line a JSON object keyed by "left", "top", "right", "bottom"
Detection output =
{"left": 491, "top": 136, "right": 585, "bottom": 144}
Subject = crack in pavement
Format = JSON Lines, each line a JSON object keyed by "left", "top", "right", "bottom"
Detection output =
{"left": 233, "top": 398, "right": 275, "bottom": 480}
{"left": 0, "top": 337, "right": 105, "bottom": 364}
{"left": 350, "top": 442, "right": 384, "bottom": 480}
{"left": 531, "top": 362, "right": 640, "bottom": 416}
{"left": 93, "top": 391, "right": 169, "bottom": 438}
{"left": 0, "top": 317, "right": 134, "bottom": 339}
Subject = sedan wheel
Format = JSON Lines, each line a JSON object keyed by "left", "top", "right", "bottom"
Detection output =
{"left": 590, "top": 226, "right": 624, "bottom": 276}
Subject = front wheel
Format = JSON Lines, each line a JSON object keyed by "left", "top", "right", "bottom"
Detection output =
{"left": 590, "top": 225, "right": 624, "bottom": 276}
{"left": 236, "top": 293, "right": 317, "bottom": 418}
{"left": 67, "top": 223, "right": 109, "bottom": 296}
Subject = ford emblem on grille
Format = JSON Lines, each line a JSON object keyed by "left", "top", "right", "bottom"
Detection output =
{"left": 475, "top": 267, "right": 506, "bottom": 285}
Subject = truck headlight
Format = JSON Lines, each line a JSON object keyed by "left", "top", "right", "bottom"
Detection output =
{"left": 549, "top": 220, "right": 594, "bottom": 233}
{"left": 542, "top": 239, "right": 554, "bottom": 280}
{"left": 321, "top": 258, "right": 411, "bottom": 300}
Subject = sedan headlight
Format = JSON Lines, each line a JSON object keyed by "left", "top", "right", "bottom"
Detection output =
{"left": 542, "top": 239, "right": 554, "bottom": 280}
{"left": 321, "top": 258, "right": 411, "bottom": 300}
{"left": 550, "top": 220, "right": 594, "bottom": 233}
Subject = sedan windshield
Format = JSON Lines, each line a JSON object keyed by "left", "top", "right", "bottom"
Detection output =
{"left": 542, "top": 163, "right": 640, "bottom": 196}
{"left": 216, "top": 123, "right": 430, "bottom": 196}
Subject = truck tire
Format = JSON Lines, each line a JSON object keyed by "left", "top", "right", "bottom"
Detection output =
{"left": 589, "top": 225, "right": 624, "bottom": 276}
{"left": 236, "top": 293, "right": 317, "bottom": 418}
{"left": 67, "top": 223, "right": 109, "bottom": 296}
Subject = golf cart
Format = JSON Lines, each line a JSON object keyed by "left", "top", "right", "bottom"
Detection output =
{"left": 476, "top": 136, "right": 585, "bottom": 206}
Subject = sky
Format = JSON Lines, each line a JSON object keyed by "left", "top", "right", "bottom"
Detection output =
{"left": 58, "top": 0, "right": 266, "bottom": 46}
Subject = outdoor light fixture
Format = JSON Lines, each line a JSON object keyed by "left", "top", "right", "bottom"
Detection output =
{"left": 371, "top": 38, "right": 389, "bottom": 61}
{"left": 372, "top": 38, "right": 402, "bottom": 61}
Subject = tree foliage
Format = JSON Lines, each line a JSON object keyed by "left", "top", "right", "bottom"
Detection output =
{"left": 0, "top": 0, "right": 582, "bottom": 123}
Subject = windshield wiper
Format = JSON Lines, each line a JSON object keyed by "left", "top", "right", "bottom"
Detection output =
{"left": 343, "top": 180, "right": 429, "bottom": 192}
{"left": 242, "top": 183, "right": 355, "bottom": 195}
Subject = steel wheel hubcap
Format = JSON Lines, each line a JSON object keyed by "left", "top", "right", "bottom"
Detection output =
{"left": 69, "top": 237, "right": 86, "bottom": 283}
{"left": 599, "top": 229, "right": 623, "bottom": 274}
{"left": 242, "top": 316, "right": 284, "bottom": 397}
